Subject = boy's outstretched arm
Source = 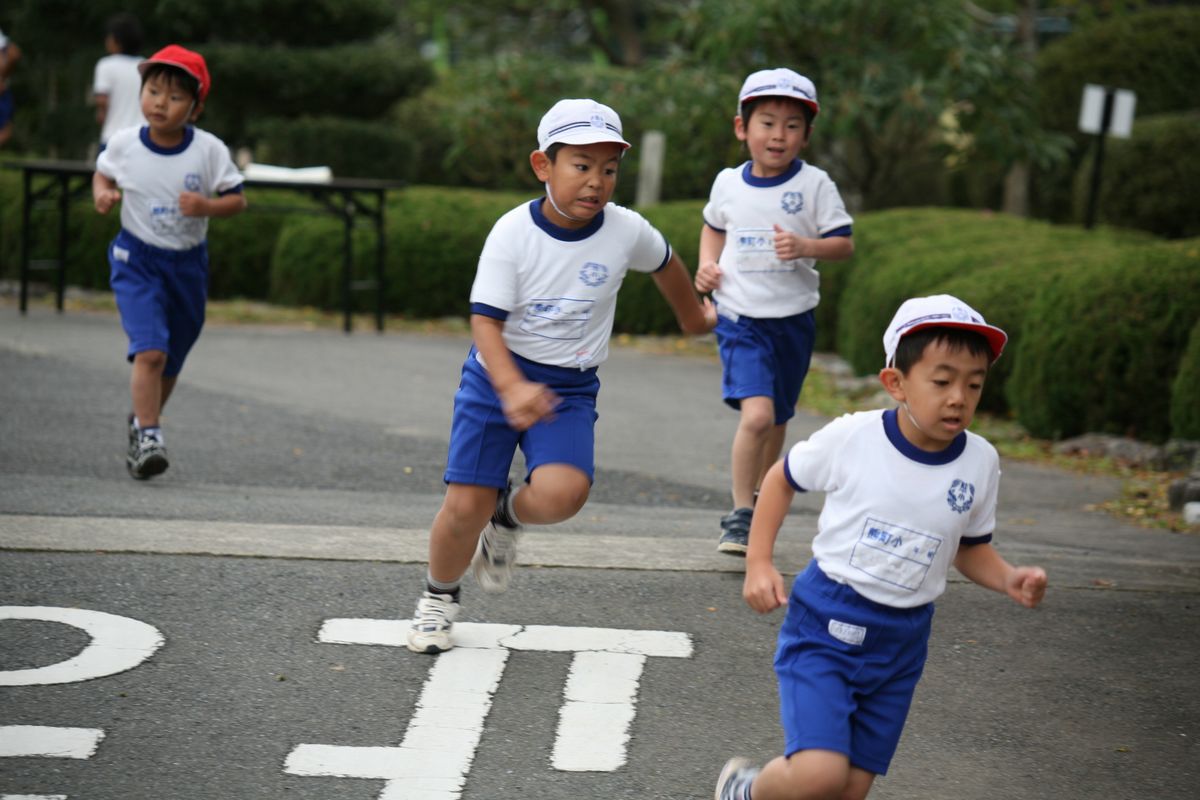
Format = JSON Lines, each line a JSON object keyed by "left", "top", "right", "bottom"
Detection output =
{"left": 743, "top": 459, "right": 794, "bottom": 613}
{"left": 954, "top": 541, "right": 1047, "bottom": 609}
{"left": 470, "top": 314, "right": 559, "bottom": 432}
{"left": 694, "top": 225, "right": 725, "bottom": 294}
{"left": 651, "top": 252, "right": 717, "bottom": 334}
{"left": 773, "top": 226, "right": 854, "bottom": 262}
{"left": 179, "top": 191, "right": 247, "bottom": 218}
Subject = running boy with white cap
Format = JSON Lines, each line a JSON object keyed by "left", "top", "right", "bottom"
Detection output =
{"left": 93, "top": 44, "right": 246, "bottom": 479}
{"left": 406, "top": 98, "right": 717, "bottom": 654}
{"left": 714, "top": 294, "right": 1047, "bottom": 800}
{"left": 695, "top": 67, "right": 855, "bottom": 556}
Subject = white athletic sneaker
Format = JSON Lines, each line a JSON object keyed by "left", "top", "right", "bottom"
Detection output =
{"left": 406, "top": 591, "right": 460, "bottom": 654}
{"left": 471, "top": 520, "right": 520, "bottom": 593}
{"left": 714, "top": 757, "right": 759, "bottom": 800}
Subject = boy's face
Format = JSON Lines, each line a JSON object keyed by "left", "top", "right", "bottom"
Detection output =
{"left": 140, "top": 73, "right": 200, "bottom": 142}
{"left": 880, "top": 338, "right": 989, "bottom": 452}
{"left": 530, "top": 142, "right": 623, "bottom": 229}
{"left": 735, "top": 98, "right": 811, "bottom": 178}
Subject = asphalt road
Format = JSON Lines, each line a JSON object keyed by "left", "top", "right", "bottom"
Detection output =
{"left": 2, "top": 306, "right": 1198, "bottom": 800}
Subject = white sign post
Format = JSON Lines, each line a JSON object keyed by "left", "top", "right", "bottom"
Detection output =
{"left": 1079, "top": 84, "right": 1137, "bottom": 229}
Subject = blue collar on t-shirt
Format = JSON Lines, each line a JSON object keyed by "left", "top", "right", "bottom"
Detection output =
{"left": 882, "top": 407, "right": 967, "bottom": 465}
{"left": 740, "top": 158, "right": 804, "bottom": 187}
{"left": 528, "top": 198, "right": 604, "bottom": 242}
{"left": 139, "top": 125, "right": 195, "bottom": 155}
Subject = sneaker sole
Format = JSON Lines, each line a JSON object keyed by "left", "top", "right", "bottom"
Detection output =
{"left": 128, "top": 454, "right": 169, "bottom": 480}
{"left": 471, "top": 556, "right": 513, "bottom": 593}
{"left": 714, "top": 757, "right": 754, "bottom": 800}
{"left": 406, "top": 631, "right": 453, "bottom": 655}
{"left": 717, "top": 540, "right": 748, "bottom": 555}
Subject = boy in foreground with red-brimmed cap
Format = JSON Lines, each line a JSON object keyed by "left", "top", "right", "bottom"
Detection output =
{"left": 715, "top": 294, "right": 1047, "bottom": 800}
{"left": 93, "top": 44, "right": 246, "bottom": 479}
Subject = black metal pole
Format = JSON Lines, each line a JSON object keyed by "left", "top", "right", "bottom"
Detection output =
{"left": 342, "top": 192, "right": 353, "bottom": 334}
{"left": 56, "top": 173, "right": 69, "bottom": 311}
{"left": 375, "top": 189, "right": 385, "bottom": 333}
{"left": 1084, "top": 88, "right": 1114, "bottom": 231}
{"left": 19, "top": 169, "right": 31, "bottom": 314}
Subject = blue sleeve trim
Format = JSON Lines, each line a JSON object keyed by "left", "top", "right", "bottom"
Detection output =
{"left": 820, "top": 225, "right": 853, "bottom": 239}
{"left": 218, "top": 185, "right": 245, "bottom": 196}
{"left": 470, "top": 303, "right": 509, "bottom": 321}
{"left": 960, "top": 533, "right": 993, "bottom": 547}
{"left": 704, "top": 220, "right": 725, "bottom": 234}
{"left": 783, "top": 457, "right": 807, "bottom": 493}
{"left": 653, "top": 233, "right": 671, "bottom": 272}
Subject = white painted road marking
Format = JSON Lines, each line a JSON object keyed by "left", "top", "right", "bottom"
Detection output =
{"left": 2, "top": 795, "right": 68, "bottom": 800}
{"left": 0, "top": 606, "right": 163, "bottom": 686}
{"left": 285, "top": 619, "right": 693, "bottom": 798}
{"left": 0, "top": 726, "right": 105, "bottom": 759}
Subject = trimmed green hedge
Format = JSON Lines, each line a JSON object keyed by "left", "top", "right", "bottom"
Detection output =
{"left": 247, "top": 115, "right": 422, "bottom": 181}
{"left": 836, "top": 208, "right": 1153, "bottom": 412}
{"left": 1171, "top": 316, "right": 1200, "bottom": 441}
{"left": 1007, "top": 242, "right": 1200, "bottom": 442}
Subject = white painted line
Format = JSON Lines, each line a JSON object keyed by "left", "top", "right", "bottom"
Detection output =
{"left": 286, "top": 648, "right": 509, "bottom": 798}
{"left": 0, "top": 607, "right": 163, "bottom": 686}
{"left": 2, "top": 795, "right": 69, "bottom": 800}
{"left": 553, "top": 651, "right": 645, "bottom": 771}
{"left": 288, "top": 619, "right": 695, "bottom": 798}
{"left": 0, "top": 725, "right": 105, "bottom": 759}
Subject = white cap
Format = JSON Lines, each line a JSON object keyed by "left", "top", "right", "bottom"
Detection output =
{"left": 537, "top": 98, "right": 631, "bottom": 152}
{"left": 883, "top": 294, "right": 1008, "bottom": 367}
{"left": 738, "top": 68, "right": 819, "bottom": 117}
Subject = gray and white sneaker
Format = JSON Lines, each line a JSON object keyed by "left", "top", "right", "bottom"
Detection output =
{"left": 406, "top": 591, "right": 460, "bottom": 654}
{"left": 471, "top": 483, "right": 521, "bottom": 592}
{"left": 127, "top": 429, "right": 169, "bottom": 480}
{"left": 714, "top": 757, "right": 759, "bottom": 800}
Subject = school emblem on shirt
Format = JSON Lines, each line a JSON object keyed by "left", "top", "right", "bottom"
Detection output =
{"left": 184, "top": 173, "right": 202, "bottom": 192}
{"left": 781, "top": 191, "right": 804, "bottom": 214}
{"left": 947, "top": 479, "right": 975, "bottom": 513}
{"left": 579, "top": 261, "right": 609, "bottom": 287}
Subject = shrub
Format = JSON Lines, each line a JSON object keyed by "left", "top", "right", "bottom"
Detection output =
{"left": 1007, "top": 242, "right": 1200, "bottom": 443}
{"left": 1171, "top": 317, "right": 1200, "bottom": 440}
{"left": 247, "top": 116, "right": 422, "bottom": 182}
{"left": 1073, "top": 112, "right": 1200, "bottom": 240}
{"left": 393, "top": 56, "right": 742, "bottom": 205}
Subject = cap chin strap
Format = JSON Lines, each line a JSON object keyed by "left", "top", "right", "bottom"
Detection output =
{"left": 902, "top": 401, "right": 931, "bottom": 438}
{"left": 544, "top": 184, "right": 585, "bottom": 223}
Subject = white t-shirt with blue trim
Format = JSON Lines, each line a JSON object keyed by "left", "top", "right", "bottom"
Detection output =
{"left": 702, "top": 159, "right": 853, "bottom": 319}
{"left": 784, "top": 408, "right": 1000, "bottom": 608}
{"left": 96, "top": 125, "right": 244, "bottom": 251}
{"left": 469, "top": 199, "right": 670, "bottom": 369}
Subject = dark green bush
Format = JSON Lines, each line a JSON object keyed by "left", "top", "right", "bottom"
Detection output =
{"left": 394, "top": 56, "right": 741, "bottom": 205}
{"left": 203, "top": 43, "right": 431, "bottom": 145}
{"left": 1073, "top": 112, "right": 1200, "bottom": 240}
{"left": 1171, "top": 316, "right": 1200, "bottom": 440}
{"left": 836, "top": 208, "right": 1153, "bottom": 412}
{"left": 1007, "top": 242, "right": 1200, "bottom": 443}
{"left": 247, "top": 116, "right": 421, "bottom": 182}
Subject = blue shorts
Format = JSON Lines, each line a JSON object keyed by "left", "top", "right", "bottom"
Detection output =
{"left": 108, "top": 229, "right": 209, "bottom": 378}
{"left": 443, "top": 348, "right": 601, "bottom": 488}
{"left": 715, "top": 309, "right": 815, "bottom": 425}
{"left": 0, "top": 89, "right": 14, "bottom": 128}
{"left": 774, "top": 561, "right": 934, "bottom": 776}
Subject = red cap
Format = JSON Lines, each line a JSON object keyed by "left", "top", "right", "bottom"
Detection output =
{"left": 138, "top": 45, "right": 211, "bottom": 101}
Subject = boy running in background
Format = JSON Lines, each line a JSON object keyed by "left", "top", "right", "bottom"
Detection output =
{"left": 93, "top": 45, "right": 246, "bottom": 479}
{"left": 695, "top": 68, "right": 854, "bottom": 555}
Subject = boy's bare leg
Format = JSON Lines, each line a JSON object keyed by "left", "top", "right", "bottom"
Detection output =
{"left": 730, "top": 396, "right": 774, "bottom": 509}
{"left": 757, "top": 422, "right": 787, "bottom": 495}
{"left": 428, "top": 483, "right": 498, "bottom": 583}
{"left": 749, "top": 749, "right": 875, "bottom": 800}
{"left": 130, "top": 350, "right": 167, "bottom": 427}
{"left": 513, "top": 464, "right": 590, "bottom": 524}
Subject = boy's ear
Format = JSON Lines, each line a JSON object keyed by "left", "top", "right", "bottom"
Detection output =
{"left": 879, "top": 367, "right": 907, "bottom": 403}
{"left": 189, "top": 100, "right": 205, "bottom": 122}
{"left": 733, "top": 114, "right": 748, "bottom": 141}
{"left": 530, "top": 149, "right": 552, "bottom": 182}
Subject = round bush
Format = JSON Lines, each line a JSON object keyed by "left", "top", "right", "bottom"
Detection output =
{"left": 1170, "top": 308, "right": 1200, "bottom": 440}
{"left": 1007, "top": 243, "right": 1200, "bottom": 442}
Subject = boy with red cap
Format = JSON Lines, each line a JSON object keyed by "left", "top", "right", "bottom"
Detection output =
{"left": 695, "top": 67, "right": 855, "bottom": 556}
{"left": 93, "top": 45, "right": 246, "bottom": 479}
{"left": 714, "top": 294, "right": 1047, "bottom": 800}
